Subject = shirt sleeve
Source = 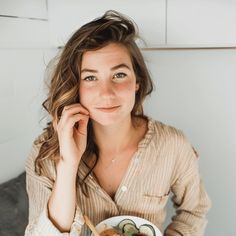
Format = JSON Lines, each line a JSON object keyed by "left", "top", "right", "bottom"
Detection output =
{"left": 24, "top": 142, "right": 84, "bottom": 236}
{"left": 164, "top": 136, "right": 211, "bottom": 236}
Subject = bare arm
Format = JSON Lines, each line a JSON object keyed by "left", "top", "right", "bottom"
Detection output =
{"left": 48, "top": 104, "right": 89, "bottom": 232}
{"left": 48, "top": 161, "right": 78, "bottom": 232}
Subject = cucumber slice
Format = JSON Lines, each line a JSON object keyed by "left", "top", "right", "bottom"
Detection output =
{"left": 117, "top": 219, "right": 137, "bottom": 230}
{"left": 123, "top": 223, "right": 139, "bottom": 234}
{"left": 139, "top": 224, "right": 156, "bottom": 236}
{"left": 124, "top": 232, "right": 133, "bottom": 236}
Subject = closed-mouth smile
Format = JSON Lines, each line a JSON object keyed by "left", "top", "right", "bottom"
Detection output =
{"left": 96, "top": 105, "right": 120, "bottom": 112}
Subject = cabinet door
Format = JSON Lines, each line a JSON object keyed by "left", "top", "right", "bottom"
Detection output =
{"left": 0, "top": 17, "right": 49, "bottom": 48}
{"left": 0, "top": 0, "right": 49, "bottom": 48}
{"left": 0, "top": 0, "right": 47, "bottom": 19}
{"left": 167, "top": 0, "right": 236, "bottom": 47}
{"left": 48, "top": 0, "right": 166, "bottom": 47}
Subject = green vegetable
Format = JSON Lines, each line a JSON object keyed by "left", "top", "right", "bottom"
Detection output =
{"left": 139, "top": 224, "right": 156, "bottom": 236}
{"left": 117, "top": 219, "right": 137, "bottom": 230}
{"left": 124, "top": 232, "right": 133, "bottom": 236}
{"left": 114, "top": 219, "right": 156, "bottom": 236}
{"left": 123, "top": 223, "right": 139, "bottom": 234}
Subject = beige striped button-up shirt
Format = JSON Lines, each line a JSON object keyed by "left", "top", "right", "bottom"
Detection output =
{"left": 25, "top": 118, "right": 211, "bottom": 236}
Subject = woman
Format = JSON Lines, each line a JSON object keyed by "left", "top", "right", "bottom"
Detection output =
{"left": 25, "top": 10, "right": 211, "bottom": 236}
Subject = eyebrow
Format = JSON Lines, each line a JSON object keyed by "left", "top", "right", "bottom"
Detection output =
{"left": 111, "top": 63, "right": 131, "bottom": 71}
{"left": 81, "top": 63, "right": 131, "bottom": 74}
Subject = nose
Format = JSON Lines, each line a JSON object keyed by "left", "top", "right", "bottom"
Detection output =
{"left": 99, "top": 81, "right": 115, "bottom": 99}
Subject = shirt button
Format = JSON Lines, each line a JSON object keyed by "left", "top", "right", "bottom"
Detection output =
{"left": 121, "top": 186, "right": 128, "bottom": 192}
{"left": 134, "top": 156, "right": 140, "bottom": 164}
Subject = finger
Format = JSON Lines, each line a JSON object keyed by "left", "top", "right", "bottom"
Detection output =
{"left": 59, "top": 108, "right": 89, "bottom": 126}
{"left": 62, "top": 104, "right": 89, "bottom": 115}
{"left": 76, "top": 115, "right": 89, "bottom": 136}
{"left": 60, "top": 104, "right": 89, "bottom": 124}
{"left": 58, "top": 113, "right": 89, "bottom": 132}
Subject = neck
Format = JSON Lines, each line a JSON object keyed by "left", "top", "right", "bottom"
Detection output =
{"left": 92, "top": 116, "right": 135, "bottom": 155}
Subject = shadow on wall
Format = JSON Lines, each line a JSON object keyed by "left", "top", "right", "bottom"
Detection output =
{"left": 0, "top": 172, "right": 28, "bottom": 236}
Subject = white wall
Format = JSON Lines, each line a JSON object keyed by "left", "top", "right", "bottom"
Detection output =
{"left": 0, "top": 0, "right": 55, "bottom": 183}
{"left": 0, "top": 48, "right": 56, "bottom": 183}
{"left": 143, "top": 49, "right": 236, "bottom": 235}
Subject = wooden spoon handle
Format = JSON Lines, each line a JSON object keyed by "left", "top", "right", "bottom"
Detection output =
{"left": 84, "top": 215, "right": 100, "bottom": 236}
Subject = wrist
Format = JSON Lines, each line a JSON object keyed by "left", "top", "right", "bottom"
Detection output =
{"left": 56, "top": 158, "right": 80, "bottom": 176}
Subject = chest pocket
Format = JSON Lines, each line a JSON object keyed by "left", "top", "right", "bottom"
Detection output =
{"left": 126, "top": 190, "right": 170, "bottom": 214}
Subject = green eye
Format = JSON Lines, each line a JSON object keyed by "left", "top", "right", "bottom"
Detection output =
{"left": 113, "top": 73, "right": 127, "bottom": 79}
{"left": 83, "top": 76, "right": 97, "bottom": 81}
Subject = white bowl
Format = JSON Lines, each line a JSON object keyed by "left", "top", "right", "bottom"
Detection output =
{"left": 93, "top": 215, "right": 162, "bottom": 236}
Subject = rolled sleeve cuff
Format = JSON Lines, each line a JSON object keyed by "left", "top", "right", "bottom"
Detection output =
{"left": 35, "top": 205, "right": 84, "bottom": 236}
{"left": 70, "top": 207, "right": 85, "bottom": 236}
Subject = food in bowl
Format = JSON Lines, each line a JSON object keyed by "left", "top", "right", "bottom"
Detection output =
{"left": 99, "top": 218, "right": 156, "bottom": 236}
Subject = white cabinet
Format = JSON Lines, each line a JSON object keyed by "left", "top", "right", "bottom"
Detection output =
{"left": 167, "top": 0, "right": 236, "bottom": 47}
{"left": 0, "top": 17, "right": 50, "bottom": 48}
{"left": 1, "top": 0, "right": 236, "bottom": 48}
{"left": 0, "top": 0, "right": 49, "bottom": 48}
{"left": 0, "top": 0, "right": 47, "bottom": 19}
{"left": 48, "top": 0, "right": 166, "bottom": 48}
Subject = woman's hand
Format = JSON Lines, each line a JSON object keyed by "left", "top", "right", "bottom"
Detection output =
{"left": 55, "top": 103, "right": 90, "bottom": 166}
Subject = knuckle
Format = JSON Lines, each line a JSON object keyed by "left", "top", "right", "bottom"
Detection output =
{"left": 57, "top": 125, "right": 62, "bottom": 132}
{"left": 62, "top": 106, "right": 70, "bottom": 114}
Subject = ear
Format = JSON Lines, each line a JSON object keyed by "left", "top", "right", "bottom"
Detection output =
{"left": 135, "top": 83, "right": 140, "bottom": 92}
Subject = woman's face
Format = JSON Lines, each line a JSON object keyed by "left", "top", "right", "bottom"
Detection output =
{"left": 79, "top": 42, "right": 139, "bottom": 126}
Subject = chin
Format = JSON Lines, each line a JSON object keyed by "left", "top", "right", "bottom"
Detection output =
{"left": 91, "top": 117, "right": 121, "bottom": 126}
{"left": 90, "top": 113, "right": 129, "bottom": 127}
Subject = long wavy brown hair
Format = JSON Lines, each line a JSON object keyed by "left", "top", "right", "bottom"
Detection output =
{"left": 35, "top": 10, "right": 153, "bottom": 194}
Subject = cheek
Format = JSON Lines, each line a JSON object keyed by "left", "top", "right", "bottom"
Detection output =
{"left": 117, "top": 81, "right": 136, "bottom": 99}
{"left": 117, "top": 79, "right": 136, "bottom": 92}
{"left": 79, "top": 87, "right": 93, "bottom": 108}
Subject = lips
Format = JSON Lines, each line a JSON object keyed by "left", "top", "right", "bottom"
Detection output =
{"left": 96, "top": 105, "right": 120, "bottom": 112}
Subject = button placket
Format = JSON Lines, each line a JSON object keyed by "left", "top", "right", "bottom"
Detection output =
{"left": 121, "top": 185, "right": 128, "bottom": 192}
{"left": 114, "top": 153, "right": 142, "bottom": 203}
{"left": 134, "top": 156, "right": 140, "bottom": 164}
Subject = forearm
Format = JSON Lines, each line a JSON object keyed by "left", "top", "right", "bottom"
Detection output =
{"left": 48, "top": 160, "right": 79, "bottom": 232}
